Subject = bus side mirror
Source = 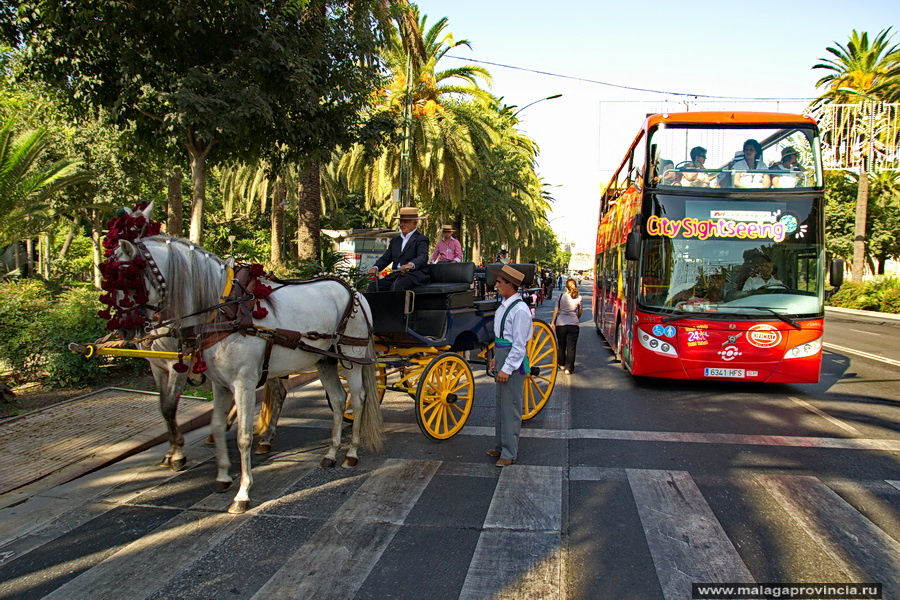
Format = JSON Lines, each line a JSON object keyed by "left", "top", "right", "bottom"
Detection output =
{"left": 829, "top": 258, "right": 844, "bottom": 288}
{"left": 625, "top": 231, "right": 640, "bottom": 261}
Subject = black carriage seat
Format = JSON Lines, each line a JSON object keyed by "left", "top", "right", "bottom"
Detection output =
{"left": 412, "top": 261, "right": 476, "bottom": 311}
{"left": 414, "top": 261, "right": 476, "bottom": 295}
{"left": 474, "top": 263, "right": 538, "bottom": 313}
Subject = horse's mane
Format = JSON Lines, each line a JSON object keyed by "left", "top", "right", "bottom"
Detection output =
{"left": 144, "top": 234, "right": 226, "bottom": 324}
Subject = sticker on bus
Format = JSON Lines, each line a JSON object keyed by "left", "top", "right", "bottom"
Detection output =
{"left": 704, "top": 367, "right": 745, "bottom": 378}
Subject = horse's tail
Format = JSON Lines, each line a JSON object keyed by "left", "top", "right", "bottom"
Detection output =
{"left": 358, "top": 339, "right": 385, "bottom": 452}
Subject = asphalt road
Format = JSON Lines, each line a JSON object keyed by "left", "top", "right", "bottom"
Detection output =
{"left": 0, "top": 286, "right": 897, "bottom": 600}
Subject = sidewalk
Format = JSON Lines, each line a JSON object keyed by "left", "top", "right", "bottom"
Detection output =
{"left": 0, "top": 373, "right": 317, "bottom": 510}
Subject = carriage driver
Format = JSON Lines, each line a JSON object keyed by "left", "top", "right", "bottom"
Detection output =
{"left": 487, "top": 264, "right": 532, "bottom": 467}
{"left": 368, "top": 207, "right": 431, "bottom": 292}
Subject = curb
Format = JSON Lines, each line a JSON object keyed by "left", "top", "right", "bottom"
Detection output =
{"left": 825, "top": 306, "right": 900, "bottom": 322}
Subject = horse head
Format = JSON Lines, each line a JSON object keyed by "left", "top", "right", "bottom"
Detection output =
{"left": 110, "top": 238, "right": 167, "bottom": 341}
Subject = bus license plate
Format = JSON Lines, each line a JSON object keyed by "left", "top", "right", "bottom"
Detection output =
{"left": 704, "top": 367, "right": 745, "bottom": 378}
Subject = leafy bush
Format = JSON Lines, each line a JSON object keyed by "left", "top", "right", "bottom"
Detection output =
{"left": 827, "top": 276, "right": 900, "bottom": 314}
{"left": 0, "top": 281, "right": 142, "bottom": 386}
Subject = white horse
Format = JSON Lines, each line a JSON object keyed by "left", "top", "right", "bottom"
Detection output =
{"left": 145, "top": 334, "right": 287, "bottom": 472}
{"left": 112, "top": 208, "right": 383, "bottom": 514}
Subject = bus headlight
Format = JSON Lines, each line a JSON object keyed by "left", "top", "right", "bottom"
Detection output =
{"left": 638, "top": 329, "right": 678, "bottom": 357}
{"left": 783, "top": 337, "right": 822, "bottom": 359}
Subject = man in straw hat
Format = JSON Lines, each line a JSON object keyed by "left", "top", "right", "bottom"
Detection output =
{"left": 487, "top": 264, "right": 532, "bottom": 467}
{"left": 368, "top": 206, "right": 431, "bottom": 292}
{"left": 429, "top": 224, "right": 463, "bottom": 263}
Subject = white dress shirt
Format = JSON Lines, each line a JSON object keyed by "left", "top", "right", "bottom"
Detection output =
{"left": 493, "top": 293, "right": 533, "bottom": 375}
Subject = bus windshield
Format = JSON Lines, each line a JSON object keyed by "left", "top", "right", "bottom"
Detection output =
{"left": 639, "top": 194, "right": 824, "bottom": 318}
{"left": 648, "top": 124, "right": 821, "bottom": 190}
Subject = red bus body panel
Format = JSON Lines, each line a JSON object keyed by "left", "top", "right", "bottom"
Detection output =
{"left": 626, "top": 312, "right": 823, "bottom": 383}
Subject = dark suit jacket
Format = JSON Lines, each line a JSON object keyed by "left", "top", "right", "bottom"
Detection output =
{"left": 374, "top": 229, "right": 430, "bottom": 284}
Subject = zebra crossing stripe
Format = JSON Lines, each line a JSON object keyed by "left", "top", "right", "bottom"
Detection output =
{"left": 459, "top": 466, "right": 564, "bottom": 600}
{"left": 758, "top": 474, "right": 900, "bottom": 592}
{"left": 627, "top": 469, "right": 754, "bottom": 600}
{"left": 38, "top": 455, "right": 324, "bottom": 600}
{"left": 251, "top": 458, "right": 439, "bottom": 600}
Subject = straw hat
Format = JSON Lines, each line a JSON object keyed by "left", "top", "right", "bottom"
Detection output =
{"left": 393, "top": 206, "right": 426, "bottom": 221}
{"left": 781, "top": 146, "right": 799, "bottom": 158}
{"left": 441, "top": 224, "right": 455, "bottom": 231}
{"left": 499, "top": 264, "right": 525, "bottom": 287}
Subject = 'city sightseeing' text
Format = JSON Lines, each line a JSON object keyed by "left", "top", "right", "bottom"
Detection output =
{"left": 646, "top": 216, "right": 786, "bottom": 242}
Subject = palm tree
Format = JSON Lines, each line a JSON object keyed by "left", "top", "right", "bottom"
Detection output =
{"left": 0, "top": 117, "right": 85, "bottom": 250}
{"left": 813, "top": 28, "right": 900, "bottom": 107}
{"left": 813, "top": 29, "right": 900, "bottom": 282}
{"left": 338, "top": 11, "right": 498, "bottom": 218}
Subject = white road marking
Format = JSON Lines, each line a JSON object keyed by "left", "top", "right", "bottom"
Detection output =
{"left": 759, "top": 474, "right": 900, "bottom": 591}
{"left": 788, "top": 396, "right": 861, "bottom": 435}
{"left": 824, "top": 342, "right": 900, "bottom": 368}
{"left": 274, "top": 417, "right": 900, "bottom": 451}
{"left": 886, "top": 480, "right": 900, "bottom": 493}
{"left": 628, "top": 469, "right": 754, "bottom": 599}
{"left": 848, "top": 328, "right": 880, "bottom": 336}
{"left": 251, "top": 458, "right": 439, "bottom": 600}
{"left": 460, "top": 465, "right": 564, "bottom": 600}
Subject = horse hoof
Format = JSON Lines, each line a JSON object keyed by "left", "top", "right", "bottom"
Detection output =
{"left": 341, "top": 456, "right": 359, "bottom": 468}
{"left": 158, "top": 456, "right": 171, "bottom": 468}
{"left": 170, "top": 457, "right": 186, "bottom": 472}
{"left": 215, "top": 480, "right": 232, "bottom": 493}
{"left": 320, "top": 457, "right": 337, "bottom": 469}
{"left": 205, "top": 434, "right": 215, "bottom": 446}
{"left": 255, "top": 443, "right": 271, "bottom": 455}
{"left": 228, "top": 500, "right": 250, "bottom": 514}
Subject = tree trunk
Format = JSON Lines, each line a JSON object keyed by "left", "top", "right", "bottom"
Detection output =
{"left": 877, "top": 256, "right": 886, "bottom": 275}
{"left": 25, "top": 238, "right": 34, "bottom": 277}
{"left": 167, "top": 166, "right": 184, "bottom": 237}
{"left": 297, "top": 161, "right": 322, "bottom": 263}
{"left": 90, "top": 211, "right": 103, "bottom": 289}
{"left": 271, "top": 177, "right": 286, "bottom": 267}
{"left": 187, "top": 133, "right": 215, "bottom": 246}
{"left": 13, "top": 241, "right": 21, "bottom": 275}
{"left": 471, "top": 226, "right": 481, "bottom": 265}
{"left": 57, "top": 218, "right": 78, "bottom": 261}
{"left": 851, "top": 166, "right": 869, "bottom": 283}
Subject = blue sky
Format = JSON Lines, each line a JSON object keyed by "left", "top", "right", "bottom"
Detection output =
{"left": 411, "top": 0, "right": 900, "bottom": 251}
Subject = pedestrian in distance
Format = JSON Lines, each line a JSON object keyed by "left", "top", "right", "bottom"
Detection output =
{"left": 551, "top": 278, "right": 583, "bottom": 375}
{"left": 429, "top": 224, "right": 463, "bottom": 263}
{"left": 486, "top": 265, "right": 532, "bottom": 467}
{"left": 557, "top": 273, "right": 563, "bottom": 290}
{"left": 367, "top": 207, "right": 430, "bottom": 292}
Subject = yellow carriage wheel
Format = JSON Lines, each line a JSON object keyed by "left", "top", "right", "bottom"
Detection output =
{"left": 340, "top": 365, "right": 387, "bottom": 422}
{"left": 415, "top": 353, "right": 474, "bottom": 440}
{"left": 522, "top": 319, "right": 558, "bottom": 420}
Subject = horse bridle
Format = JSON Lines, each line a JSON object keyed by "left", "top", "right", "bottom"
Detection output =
{"left": 133, "top": 239, "right": 168, "bottom": 319}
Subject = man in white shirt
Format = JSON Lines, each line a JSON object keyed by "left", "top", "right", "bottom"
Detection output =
{"left": 742, "top": 258, "right": 784, "bottom": 291}
{"left": 486, "top": 264, "right": 532, "bottom": 467}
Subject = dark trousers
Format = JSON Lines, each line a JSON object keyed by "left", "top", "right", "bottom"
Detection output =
{"left": 555, "top": 324, "right": 580, "bottom": 372}
{"left": 367, "top": 272, "right": 421, "bottom": 292}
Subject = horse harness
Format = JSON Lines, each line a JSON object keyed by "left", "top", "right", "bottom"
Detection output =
{"left": 133, "top": 241, "right": 373, "bottom": 385}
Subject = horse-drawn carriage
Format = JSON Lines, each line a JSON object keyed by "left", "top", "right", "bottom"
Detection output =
{"left": 71, "top": 203, "right": 558, "bottom": 512}
{"left": 350, "top": 261, "right": 559, "bottom": 440}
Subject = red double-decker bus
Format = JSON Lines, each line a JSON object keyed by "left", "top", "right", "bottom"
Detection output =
{"left": 593, "top": 112, "right": 842, "bottom": 383}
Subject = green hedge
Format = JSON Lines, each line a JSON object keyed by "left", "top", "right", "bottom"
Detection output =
{"left": 827, "top": 276, "right": 900, "bottom": 314}
{"left": 0, "top": 280, "right": 141, "bottom": 387}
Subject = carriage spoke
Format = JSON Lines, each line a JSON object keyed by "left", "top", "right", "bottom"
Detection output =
{"left": 531, "top": 346, "right": 554, "bottom": 365}
{"left": 425, "top": 402, "right": 442, "bottom": 428}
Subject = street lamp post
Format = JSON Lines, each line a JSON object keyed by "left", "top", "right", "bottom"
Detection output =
{"left": 513, "top": 93, "right": 563, "bottom": 117}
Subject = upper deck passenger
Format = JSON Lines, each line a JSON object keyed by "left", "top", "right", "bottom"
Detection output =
{"left": 679, "top": 146, "right": 714, "bottom": 187}
{"left": 728, "top": 139, "right": 770, "bottom": 188}
{"left": 769, "top": 146, "right": 805, "bottom": 188}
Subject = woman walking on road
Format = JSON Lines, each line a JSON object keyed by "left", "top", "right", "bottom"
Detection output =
{"left": 551, "top": 278, "right": 583, "bottom": 374}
